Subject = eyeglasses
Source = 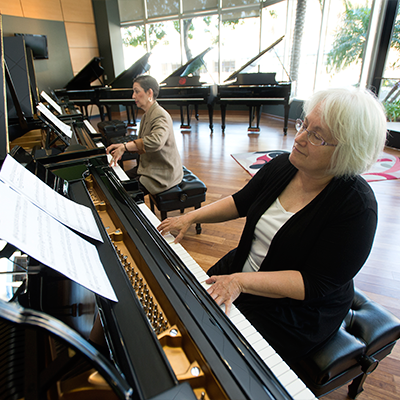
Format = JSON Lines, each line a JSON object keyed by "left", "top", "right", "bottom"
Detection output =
{"left": 295, "top": 119, "right": 337, "bottom": 147}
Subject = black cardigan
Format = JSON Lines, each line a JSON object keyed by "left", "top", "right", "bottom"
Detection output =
{"left": 208, "top": 154, "right": 378, "bottom": 362}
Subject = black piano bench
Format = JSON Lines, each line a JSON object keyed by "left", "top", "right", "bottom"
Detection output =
{"left": 149, "top": 167, "right": 207, "bottom": 234}
{"left": 291, "top": 288, "right": 400, "bottom": 398}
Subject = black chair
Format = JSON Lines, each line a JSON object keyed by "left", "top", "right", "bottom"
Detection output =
{"left": 149, "top": 166, "right": 207, "bottom": 234}
{"left": 290, "top": 288, "right": 400, "bottom": 398}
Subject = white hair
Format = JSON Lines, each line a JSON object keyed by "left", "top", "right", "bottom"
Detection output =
{"left": 303, "top": 87, "right": 387, "bottom": 178}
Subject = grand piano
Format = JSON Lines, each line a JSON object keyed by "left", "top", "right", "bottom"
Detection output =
{"left": 157, "top": 47, "right": 217, "bottom": 131}
{"left": 1, "top": 22, "right": 315, "bottom": 398}
{"left": 0, "top": 25, "right": 106, "bottom": 170}
{"left": 55, "top": 49, "right": 217, "bottom": 132}
{"left": 217, "top": 36, "right": 292, "bottom": 135}
{"left": 0, "top": 149, "right": 317, "bottom": 400}
{"left": 54, "top": 53, "right": 151, "bottom": 125}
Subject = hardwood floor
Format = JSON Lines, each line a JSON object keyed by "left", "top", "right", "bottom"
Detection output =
{"left": 103, "top": 108, "right": 400, "bottom": 399}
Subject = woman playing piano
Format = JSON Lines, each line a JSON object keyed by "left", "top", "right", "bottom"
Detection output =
{"left": 106, "top": 75, "right": 183, "bottom": 195}
{"left": 157, "top": 87, "right": 387, "bottom": 363}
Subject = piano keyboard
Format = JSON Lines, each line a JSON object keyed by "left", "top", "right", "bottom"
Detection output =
{"left": 137, "top": 203, "right": 317, "bottom": 400}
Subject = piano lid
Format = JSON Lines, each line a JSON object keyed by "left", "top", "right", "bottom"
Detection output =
{"left": 65, "top": 57, "right": 104, "bottom": 91}
{"left": 224, "top": 35, "right": 285, "bottom": 83}
{"left": 161, "top": 47, "right": 212, "bottom": 85}
{"left": 108, "top": 52, "right": 151, "bottom": 88}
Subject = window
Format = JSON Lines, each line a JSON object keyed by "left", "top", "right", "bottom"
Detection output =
{"left": 220, "top": 16, "right": 261, "bottom": 82}
{"left": 118, "top": 0, "right": 392, "bottom": 100}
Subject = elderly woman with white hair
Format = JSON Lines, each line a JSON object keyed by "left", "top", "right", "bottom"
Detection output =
{"left": 157, "top": 87, "right": 387, "bottom": 364}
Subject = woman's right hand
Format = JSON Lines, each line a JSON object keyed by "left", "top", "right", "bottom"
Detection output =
{"left": 157, "top": 214, "right": 193, "bottom": 243}
{"left": 106, "top": 143, "right": 125, "bottom": 166}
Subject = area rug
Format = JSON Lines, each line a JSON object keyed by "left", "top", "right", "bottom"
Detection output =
{"left": 231, "top": 150, "right": 400, "bottom": 182}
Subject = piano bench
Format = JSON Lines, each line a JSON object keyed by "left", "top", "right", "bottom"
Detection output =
{"left": 149, "top": 166, "right": 207, "bottom": 234}
{"left": 291, "top": 288, "right": 400, "bottom": 398}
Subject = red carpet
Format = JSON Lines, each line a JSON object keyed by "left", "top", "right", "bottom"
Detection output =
{"left": 231, "top": 150, "right": 400, "bottom": 182}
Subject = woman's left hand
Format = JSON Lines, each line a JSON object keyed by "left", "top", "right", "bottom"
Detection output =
{"left": 206, "top": 274, "right": 243, "bottom": 316}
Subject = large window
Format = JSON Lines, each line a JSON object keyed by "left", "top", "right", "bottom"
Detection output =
{"left": 380, "top": 6, "right": 400, "bottom": 100}
{"left": 119, "top": 0, "right": 397, "bottom": 100}
{"left": 220, "top": 16, "right": 261, "bottom": 83}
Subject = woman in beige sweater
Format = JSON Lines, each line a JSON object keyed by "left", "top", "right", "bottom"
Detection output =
{"left": 107, "top": 75, "right": 183, "bottom": 195}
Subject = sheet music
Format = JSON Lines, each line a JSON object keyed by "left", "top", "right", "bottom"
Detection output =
{"left": 0, "top": 182, "right": 117, "bottom": 302}
{"left": 40, "top": 91, "right": 63, "bottom": 114}
{"left": 37, "top": 102, "right": 72, "bottom": 138}
{"left": 0, "top": 155, "right": 102, "bottom": 242}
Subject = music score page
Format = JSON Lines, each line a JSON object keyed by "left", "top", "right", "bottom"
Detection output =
{"left": 0, "top": 155, "right": 102, "bottom": 242}
{"left": 0, "top": 182, "right": 117, "bottom": 301}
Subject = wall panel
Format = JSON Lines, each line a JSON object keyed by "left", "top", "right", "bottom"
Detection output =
{"left": 0, "top": 1, "right": 23, "bottom": 17}
{"left": 65, "top": 22, "right": 98, "bottom": 48}
{"left": 69, "top": 47, "right": 100, "bottom": 74}
{"left": 20, "top": 0, "right": 64, "bottom": 21}
{"left": 61, "top": 0, "right": 95, "bottom": 23}
{"left": 1, "top": 0, "right": 101, "bottom": 90}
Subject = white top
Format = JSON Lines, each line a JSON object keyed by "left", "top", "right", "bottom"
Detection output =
{"left": 242, "top": 198, "right": 294, "bottom": 272}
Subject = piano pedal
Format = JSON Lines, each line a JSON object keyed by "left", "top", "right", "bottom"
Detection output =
{"left": 180, "top": 124, "right": 191, "bottom": 130}
{"left": 248, "top": 127, "right": 260, "bottom": 133}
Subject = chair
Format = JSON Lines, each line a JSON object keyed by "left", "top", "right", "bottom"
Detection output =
{"left": 290, "top": 288, "right": 400, "bottom": 398}
{"left": 149, "top": 166, "right": 207, "bottom": 234}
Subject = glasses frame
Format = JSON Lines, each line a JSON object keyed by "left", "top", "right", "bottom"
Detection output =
{"left": 295, "top": 119, "right": 337, "bottom": 147}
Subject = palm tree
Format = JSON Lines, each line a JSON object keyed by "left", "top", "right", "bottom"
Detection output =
{"left": 325, "top": 1, "right": 371, "bottom": 73}
{"left": 290, "top": 0, "right": 308, "bottom": 87}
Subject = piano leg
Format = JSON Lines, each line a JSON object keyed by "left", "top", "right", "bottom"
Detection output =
{"left": 106, "top": 105, "right": 112, "bottom": 121}
{"left": 207, "top": 104, "right": 214, "bottom": 133}
{"left": 179, "top": 105, "right": 191, "bottom": 129}
{"left": 248, "top": 106, "right": 261, "bottom": 133}
{"left": 98, "top": 103, "right": 106, "bottom": 122}
{"left": 187, "top": 105, "right": 191, "bottom": 128}
{"left": 131, "top": 105, "right": 137, "bottom": 126}
{"left": 195, "top": 105, "right": 199, "bottom": 120}
{"left": 220, "top": 104, "right": 227, "bottom": 133}
{"left": 125, "top": 105, "right": 137, "bottom": 126}
{"left": 283, "top": 103, "right": 290, "bottom": 135}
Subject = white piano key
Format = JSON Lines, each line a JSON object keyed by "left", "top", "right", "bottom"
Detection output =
{"left": 278, "top": 370, "right": 300, "bottom": 387}
{"left": 106, "top": 154, "right": 130, "bottom": 181}
{"left": 270, "top": 360, "right": 290, "bottom": 378}
{"left": 251, "top": 337, "right": 270, "bottom": 353}
{"left": 291, "top": 387, "right": 318, "bottom": 400}
{"left": 286, "top": 378, "right": 307, "bottom": 399}
{"left": 264, "top": 353, "right": 284, "bottom": 369}
{"left": 258, "top": 345, "right": 277, "bottom": 361}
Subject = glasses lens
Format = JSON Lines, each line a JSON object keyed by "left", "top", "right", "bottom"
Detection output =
{"left": 308, "top": 132, "right": 323, "bottom": 146}
{"left": 295, "top": 119, "right": 303, "bottom": 132}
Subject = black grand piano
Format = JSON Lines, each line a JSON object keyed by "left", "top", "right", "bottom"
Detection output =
{"left": 1, "top": 31, "right": 104, "bottom": 166}
{"left": 217, "top": 36, "right": 292, "bottom": 135}
{"left": 1, "top": 22, "right": 315, "bottom": 397}
{"left": 157, "top": 47, "right": 217, "bottom": 131}
{"left": 54, "top": 53, "right": 151, "bottom": 125}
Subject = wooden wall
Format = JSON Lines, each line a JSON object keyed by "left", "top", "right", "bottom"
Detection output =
{"left": 0, "top": 0, "right": 99, "bottom": 77}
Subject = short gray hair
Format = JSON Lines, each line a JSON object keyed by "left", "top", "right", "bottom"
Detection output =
{"left": 133, "top": 75, "right": 160, "bottom": 99}
{"left": 303, "top": 87, "right": 387, "bottom": 178}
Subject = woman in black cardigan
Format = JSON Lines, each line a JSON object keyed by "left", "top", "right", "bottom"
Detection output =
{"left": 157, "top": 87, "right": 387, "bottom": 363}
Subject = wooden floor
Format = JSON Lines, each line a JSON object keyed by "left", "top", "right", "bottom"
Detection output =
{"left": 103, "top": 108, "right": 400, "bottom": 400}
